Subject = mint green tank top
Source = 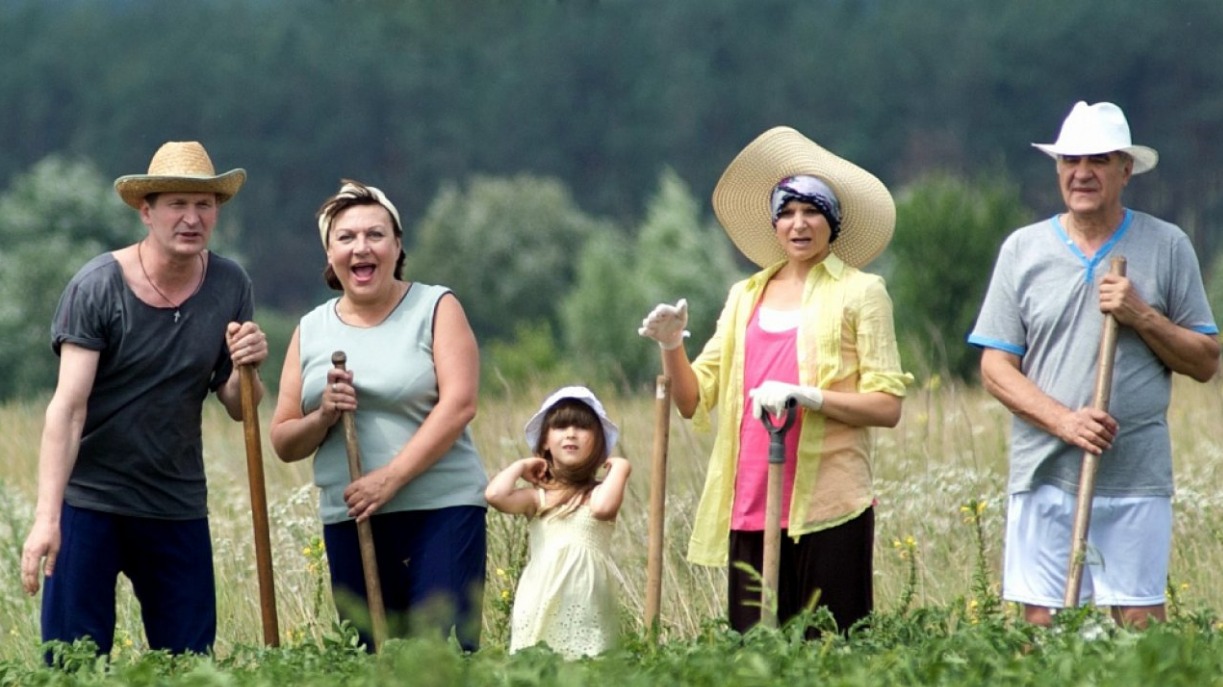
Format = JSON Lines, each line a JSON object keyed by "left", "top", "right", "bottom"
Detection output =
{"left": 298, "top": 283, "right": 486, "bottom": 524}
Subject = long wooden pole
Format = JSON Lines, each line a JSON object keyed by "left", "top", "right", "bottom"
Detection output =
{"left": 238, "top": 364, "right": 280, "bottom": 646}
{"left": 1064, "top": 256, "right": 1127, "bottom": 607}
{"left": 762, "top": 457, "right": 784, "bottom": 629}
{"left": 644, "top": 374, "right": 671, "bottom": 633}
{"left": 331, "top": 351, "right": 389, "bottom": 651}
{"left": 761, "top": 399, "right": 796, "bottom": 629}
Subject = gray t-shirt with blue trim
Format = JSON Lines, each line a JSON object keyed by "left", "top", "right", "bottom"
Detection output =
{"left": 969, "top": 210, "right": 1218, "bottom": 497}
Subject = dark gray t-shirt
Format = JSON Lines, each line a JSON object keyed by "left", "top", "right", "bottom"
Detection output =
{"left": 52, "top": 251, "right": 254, "bottom": 518}
{"left": 969, "top": 210, "right": 1218, "bottom": 497}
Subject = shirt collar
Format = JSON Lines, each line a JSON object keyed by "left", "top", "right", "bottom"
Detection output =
{"left": 750, "top": 253, "right": 848, "bottom": 289}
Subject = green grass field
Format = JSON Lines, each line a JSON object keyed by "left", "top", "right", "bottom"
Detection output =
{"left": 1, "top": 375, "right": 1223, "bottom": 684}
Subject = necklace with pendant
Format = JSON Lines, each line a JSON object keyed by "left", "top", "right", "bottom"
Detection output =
{"left": 138, "top": 240, "right": 207, "bottom": 323}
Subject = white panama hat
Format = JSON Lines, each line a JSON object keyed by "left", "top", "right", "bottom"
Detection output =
{"left": 711, "top": 126, "right": 896, "bottom": 269}
{"left": 523, "top": 386, "right": 620, "bottom": 457}
{"left": 1032, "top": 101, "right": 1159, "bottom": 174}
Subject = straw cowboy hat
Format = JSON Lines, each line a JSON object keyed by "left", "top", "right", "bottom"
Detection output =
{"left": 524, "top": 386, "right": 620, "bottom": 458}
{"left": 114, "top": 141, "right": 246, "bottom": 209}
{"left": 711, "top": 126, "right": 895, "bottom": 269}
{"left": 1031, "top": 101, "right": 1159, "bottom": 174}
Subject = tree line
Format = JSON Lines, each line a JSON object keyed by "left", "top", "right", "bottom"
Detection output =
{"left": 2, "top": 0, "right": 1221, "bottom": 398}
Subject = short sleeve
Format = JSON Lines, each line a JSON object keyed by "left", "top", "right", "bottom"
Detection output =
{"left": 51, "top": 257, "right": 117, "bottom": 356}
{"left": 968, "top": 236, "right": 1026, "bottom": 356}
{"left": 854, "top": 275, "right": 914, "bottom": 396}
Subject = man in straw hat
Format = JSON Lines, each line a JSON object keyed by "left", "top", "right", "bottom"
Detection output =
{"left": 20, "top": 141, "right": 269, "bottom": 658}
{"left": 969, "top": 102, "right": 1219, "bottom": 628}
{"left": 639, "top": 127, "right": 912, "bottom": 635}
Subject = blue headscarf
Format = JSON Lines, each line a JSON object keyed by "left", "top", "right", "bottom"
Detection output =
{"left": 770, "top": 175, "right": 843, "bottom": 243}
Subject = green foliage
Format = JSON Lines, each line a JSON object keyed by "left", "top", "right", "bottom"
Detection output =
{"left": 254, "top": 307, "right": 302, "bottom": 398}
{"left": 2, "top": 0, "right": 1222, "bottom": 319}
{"left": 1205, "top": 250, "right": 1223, "bottom": 328}
{"left": 480, "top": 321, "right": 576, "bottom": 398}
{"left": 11, "top": 613, "right": 1223, "bottom": 685}
{"left": 562, "top": 169, "right": 744, "bottom": 388}
{"left": 0, "top": 155, "right": 135, "bottom": 401}
{"left": 630, "top": 168, "right": 744, "bottom": 359}
{"left": 560, "top": 233, "right": 646, "bottom": 388}
{"left": 408, "top": 175, "right": 619, "bottom": 346}
{"left": 887, "top": 173, "right": 1032, "bottom": 382}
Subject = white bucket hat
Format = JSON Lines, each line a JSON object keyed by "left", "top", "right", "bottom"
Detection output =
{"left": 712, "top": 126, "right": 896, "bottom": 269}
{"left": 1032, "top": 101, "right": 1159, "bottom": 174}
{"left": 524, "top": 386, "right": 620, "bottom": 457}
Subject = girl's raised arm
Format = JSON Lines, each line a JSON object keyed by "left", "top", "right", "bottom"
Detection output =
{"left": 589, "top": 457, "right": 631, "bottom": 521}
{"left": 485, "top": 458, "right": 546, "bottom": 516}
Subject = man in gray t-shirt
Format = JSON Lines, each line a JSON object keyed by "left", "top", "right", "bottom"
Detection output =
{"left": 969, "top": 102, "right": 1218, "bottom": 629}
{"left": 19, "top": 141, "right": 270, "bottom": 659}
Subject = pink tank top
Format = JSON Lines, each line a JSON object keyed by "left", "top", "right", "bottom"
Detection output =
{"left": 732, "top": 305, "right": 803, "bottom": 531}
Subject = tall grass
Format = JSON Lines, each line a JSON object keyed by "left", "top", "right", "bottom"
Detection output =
{"left": 1, "top": 375, "right": 1221, "bottom": 667}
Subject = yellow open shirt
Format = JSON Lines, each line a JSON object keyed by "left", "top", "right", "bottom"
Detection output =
{"left": 686, "top": 254, "right": 913, "bottom": 566}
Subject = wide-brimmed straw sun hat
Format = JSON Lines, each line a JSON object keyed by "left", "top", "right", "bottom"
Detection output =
{"left": 1031, "top": 101, "right": 1159, "bottom": 174}
{"left": 524, "top": 386, "right": 620, "bottom": 458}
{"left": 114, "top": 141, "right": 246, "bottom": 209}
{"left": 711, "top": 126, "right": 895, "bottom": 269}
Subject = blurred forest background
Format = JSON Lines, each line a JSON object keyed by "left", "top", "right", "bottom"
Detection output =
{"left": 2, "top": 0, "right": 1222, "bottom": 401}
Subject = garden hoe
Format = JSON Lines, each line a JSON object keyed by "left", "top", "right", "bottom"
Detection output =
{"left": 332, "top": 351, "right": 389, "bottom": 652}
{"left": 761, "top": 397, "right": 797, "bottom": 629}
{"left": 1064, "top": 256, "right": 1126, "bottom": 607}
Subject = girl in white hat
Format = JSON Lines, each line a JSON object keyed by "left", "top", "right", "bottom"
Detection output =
{"left": 485, "top": 386, "right": 631, "bottom": 659}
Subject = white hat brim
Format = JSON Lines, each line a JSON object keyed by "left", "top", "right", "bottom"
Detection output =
{"left": 1031, "top": 143, "right": 1159, "bottom": 175}
{"left": 523, "top": 386, "right": 620, "bottom": 457}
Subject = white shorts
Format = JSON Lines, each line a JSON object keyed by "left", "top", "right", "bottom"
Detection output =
{"left": 1003, "top": 484, "right": 1171, "bottom": 608}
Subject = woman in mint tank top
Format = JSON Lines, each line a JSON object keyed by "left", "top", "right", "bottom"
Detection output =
{"left": 270, "top": 180, "right": 487, "bottom": 652}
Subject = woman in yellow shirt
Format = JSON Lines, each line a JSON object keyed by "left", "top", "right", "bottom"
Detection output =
{"left": 639, "top": 127, "right": 911, "bottom": 635}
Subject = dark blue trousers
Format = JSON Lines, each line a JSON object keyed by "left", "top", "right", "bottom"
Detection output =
{"left": 323, "top": 505, "right": 486, "bottom": 652}
{"left": 41, "top": 502, "right": 216, "bottom": 660}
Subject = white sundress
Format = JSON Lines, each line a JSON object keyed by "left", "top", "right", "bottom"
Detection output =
{"left": 510, "top": 490, "right": 620, "bottom": 659}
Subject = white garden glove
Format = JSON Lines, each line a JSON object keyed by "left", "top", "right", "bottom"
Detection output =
{"left": 749, "top": 381, "right": 824, "bottom": 419}
{"left": 638, "top": 298, "right": 690, "bottom": 351}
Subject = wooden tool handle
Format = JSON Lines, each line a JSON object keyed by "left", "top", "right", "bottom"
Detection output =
{"left": 331, "top": 350, "right": 389, "bottom": 651}
{"left": 331, "top": 351, "right": 365, "bottom": 482}
{"left": 760, "top": 397, "right": 797, "bottom": 628}
{"left": 645, "top": 375, "right": 671, "bottom": 633}
{"left": 239, "top": 363, "right": 280, "bottom": 646}
{"left": 1064, "top": 256, "right": 1127, "bottom": 607}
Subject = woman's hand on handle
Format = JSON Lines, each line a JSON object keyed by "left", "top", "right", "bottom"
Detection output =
{"left": 343, "top": 465, "right": 403, "bottom": 522}
{"left": 319, "top": 369, "right": 356, "bottom": 426}
{"left": 749, "top": 381, "right": 824, "bottom": 419}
